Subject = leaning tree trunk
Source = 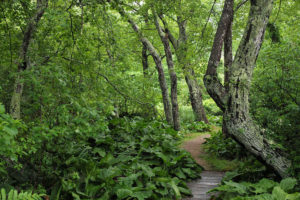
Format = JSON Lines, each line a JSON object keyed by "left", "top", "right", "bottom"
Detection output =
{"left": 165, "top": 18, "right": 208, "bottom": 123}
{"left": 116, "top": 7, "right": 173, "bottom": 124}
{"left": 154, "top": 14, "right": 180, "bottom": 131}
{"left": 204, "top": 0, "right": 291, "bottom": 178}
{"left": 10, "top": 0, "right": 48, "bottom": 119}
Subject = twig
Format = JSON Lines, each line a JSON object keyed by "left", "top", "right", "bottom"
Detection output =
{"left": 201, "top": 0, "right": 217, "bottom": 38}
{"left": 235, "top": 0, "right": 248, "bottom": 12}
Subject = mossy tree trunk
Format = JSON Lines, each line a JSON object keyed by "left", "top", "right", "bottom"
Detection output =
{"left": 164, "top": 17, "right": 208, "bottom": 123}
{"left": 204, "top": 0, "right": 291, "bottom": 178}
{"left": 116, "top": 8, "right": 173, "bottom": 124}
{"left": 154, "top": 14, "right": 180, "bottom": 131}
{"left": 10, "top": 0, "right": 48, "bottom": 119}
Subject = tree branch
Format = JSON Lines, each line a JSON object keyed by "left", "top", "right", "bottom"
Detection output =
{"left": 204, "top": 0, "right": 233, "bottom": 111}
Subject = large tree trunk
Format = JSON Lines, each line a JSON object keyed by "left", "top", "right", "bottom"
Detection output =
{"left": 166, "top": 18, "right": 208, "bottom": 123}
{"left": 204, "top": 0, "right": 291, "bottom": 178}
{"left": 222, "top": 0, "right": 233, "bottom": 137}
{"left": 116, "top": 8, "right": 173, "bottom": 124}
{"left": 10, "top": 0, "right": 48, "bottom": 119}
{"left": 154, "top": 15, "right": 180, "bottom": 131}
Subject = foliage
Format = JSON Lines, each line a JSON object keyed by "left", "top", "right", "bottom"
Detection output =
{"left": 212, "top": 178, "right": 300, "bottom": 200}
{"left": 0, "top": 103, "right": 26, "bottom": 176}
{"left": 203, "top": 99, "right": 222, "bottom": 117}
{"left": 0, "top": 188, "right": 44, "bottom": 200}
{"left": 251, "top": 40, "right": 300, "bottom": 179}
{"left": 2, "top": 113, "right": 202, "bottom": 199}
{"left": 199, "top": 154, "right": 240, "bottom": 171}
{"left": 182, "top": 121, "right": 211, "bottom": 133}
{"left": 203, "top": 131, "right": 245, "bottom": 159}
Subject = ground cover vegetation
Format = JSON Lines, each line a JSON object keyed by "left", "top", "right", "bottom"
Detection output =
{"left": 0, "top": 0, "right": 299, "bottom": 199}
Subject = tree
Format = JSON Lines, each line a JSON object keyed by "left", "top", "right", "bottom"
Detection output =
{"left": 154, "top": 13, "right": 180, "bottom": 130}
{"left": 204, "top": 0, "right": 291, "bottom": 178}
{"left": 161, "top": 14, "right": 209, "bottom": 123}
{"left": 114, "top": 4, "right": 173, "bottom": 125}
{"left": 10, "top": 0, "right": 48, "bottom": 119}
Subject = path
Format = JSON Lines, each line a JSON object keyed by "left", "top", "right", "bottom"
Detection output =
{"left": 182, "top": 134, "right": 225, "bottom": 200}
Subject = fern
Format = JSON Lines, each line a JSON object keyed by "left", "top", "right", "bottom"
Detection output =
{"left": 0, "top": 188, "right": 44, "bottom": 200}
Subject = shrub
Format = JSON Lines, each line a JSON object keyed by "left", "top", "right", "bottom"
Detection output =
{"left": 203, "top": 131, "right": 245, "bottom": 159}
{"left": 182, "top": 121, "right": 211, "bottom": 133}
{"left": 2, "top": 112, "right": 202, "bottom": 200}
{"left": 212, "top": 177, "right": 300, "bottom": 200}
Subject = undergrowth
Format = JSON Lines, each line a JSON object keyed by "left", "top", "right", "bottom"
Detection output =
{"left": 212, "top": 177, "right": 300, "bottom": 200}
{"left": 0, "top": 104, "right": 202, "bottom": 200}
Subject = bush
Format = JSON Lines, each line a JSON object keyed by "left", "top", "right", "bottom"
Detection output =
{"left": 203, "top": 131, "right": 245, "bottom": 159}
{"left": 182, "top": 121, "right": 211, "bottom": 133}
{"left": 2, "top": 110, "right": 202, "bottom": 199}
{"left": 203, "top": 99, "right": 222, "bottom": 116}
{"left": 212, "top": 177, "right": 300, "bottom": 200}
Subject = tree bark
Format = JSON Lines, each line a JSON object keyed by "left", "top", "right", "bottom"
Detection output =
{"left": 165, "top": 17, "right": 208, "bottom": 123}
{"left": 185, "top": 69, "right": 208, "bottom": 123}
{"left": 222, "top": 0, "right": 233, "bottom": 137}
{"left": 116, "top": 8, "right": 173, "bottom": 124}
{"left": 204, "top": 0, "right": 291, "bottom": 178}
{"left": 10, "top": 0, "right": 48, "bottom": 119}
{"left": 154, "top": 15, "right": 180, "bottom": 131}
{"left": 142, "top": 44, "right": 149, "bottom": 77}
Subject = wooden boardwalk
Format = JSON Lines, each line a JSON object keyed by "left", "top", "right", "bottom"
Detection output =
{"left": 181, "top": 132, "right": 225, "bottom": 200}
{"left": 183, "top": 171, "right": 224, "bottom": 200}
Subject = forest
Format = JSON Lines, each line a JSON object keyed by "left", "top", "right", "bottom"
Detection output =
{"left": 0, "top": 0, "right": 299, "bottom": 199}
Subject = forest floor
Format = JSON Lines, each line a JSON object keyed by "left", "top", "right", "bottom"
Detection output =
{"left": 182, "top": 133, "right": 213, "bottom": 170}
{"left": 181, "top": 128, "right": 225, "bottom": 200}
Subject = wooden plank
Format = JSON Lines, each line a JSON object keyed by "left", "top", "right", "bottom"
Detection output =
{"left": 182, "top": 171, "right": 224, "bottom": 200}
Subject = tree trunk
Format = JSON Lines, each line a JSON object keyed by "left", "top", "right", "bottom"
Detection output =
{"left": 142, "top": 44, "right": 149, "bottom": 77}
{"left": 185, "top": 69, "right": 208, "bottom": 123}
{"left": 222, "top": 0, "right": 233, "bottom": 137}
{"left": 204, "top": 0, "right": 291, "bottom": 178}
{"left": 166, "top": 18, "right": 208, "bottom": 123}
{"left": 116, "top": 8, "right": 173, "bottom": 124}
{"left": 10, "top": 0, "right": 48, "bottom": 119}
{"left": 154, "top": 15, "right": 180, "bottom": 131}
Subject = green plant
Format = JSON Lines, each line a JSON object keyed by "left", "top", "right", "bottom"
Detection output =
{"left": 5, "top": 114, "right": 202, "bottom": 199}
{"left": 212, "top": 178, "right": 300, "bottom": 200}
{"left": 182, "top": 121, "right": 211, "bottom": 133}
{"left": 0, "top": 188, "right": 44, "bottom": 200}
{"left": 203, "top": 131, "right": 245, "bottom": 159}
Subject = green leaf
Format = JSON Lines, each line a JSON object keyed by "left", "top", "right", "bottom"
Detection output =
{"left": 170, "top": 179, "right": 181, "bottom": 199}
{"left": 286, "top": 193, "right": 300, "bottom": 200}
{"left": 116, "top": 189, "right": 132, "bottom": 199}
{"left": 3, "top": 127, "right": 18, "bottom": 136}
{"left": 280, "top": 178, "right": 297, "bottom": 192}
{"left": 1, "top": 188, "right": 6, "bottom": 200}
{"left": 224, "top": 181, "right": 248, "bottom": 195}
{"left": 132, "top": 190, "right": 153, "bottom": 200}
{"left": 272, "top": 186, "right": 287, "bottom": 200}
{"left": 252, "top": 178, "right": 277, "bottom": 194}
{"left": 0, "top": 104, "right": 5, "bottom": 114}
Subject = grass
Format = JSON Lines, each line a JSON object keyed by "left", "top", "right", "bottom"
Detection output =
{"left": 199, "top": 154, "right": 241, "bottom": 171}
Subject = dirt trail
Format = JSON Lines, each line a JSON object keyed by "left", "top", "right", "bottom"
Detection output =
{"left": 182, "top": 134, "right": 213, "bottom": 170}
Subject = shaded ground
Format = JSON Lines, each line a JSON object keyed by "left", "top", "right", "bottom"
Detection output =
{"left": 182, "top": 132, "right": 225, "bottom": 200}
